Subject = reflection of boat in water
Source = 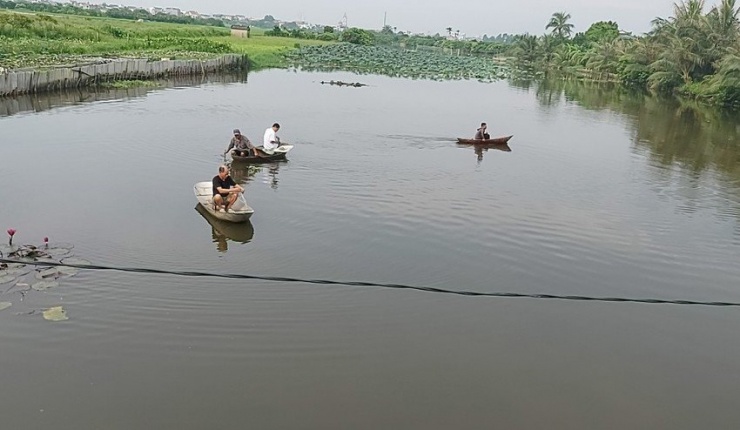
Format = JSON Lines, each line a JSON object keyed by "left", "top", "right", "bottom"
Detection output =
{"left": 456, "top": 135, "right": 513, "bottom": 145}
{"left": 195, "top": 204, "right": 254, "bottom": 251}
{"left": 230, "top": 144, "right": 294, "bottom": 163}
{"left": 471, "top": 143, "right": 511, "bottom": 162}
{"left": 194, "top": 181, "right": 253, "bottom": 223}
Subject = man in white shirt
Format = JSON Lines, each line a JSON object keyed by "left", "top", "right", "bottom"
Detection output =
{"left": 262, "top": 123, "right": 281, "bottom": 154}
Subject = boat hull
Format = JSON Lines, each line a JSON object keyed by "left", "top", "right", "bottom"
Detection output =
{"left": 231, "top": 152, "right": 287, "bottom": 163}
{"left": 231, "top": 144, "right": 294, "bottom": 163}
{"left": 456, "top": 135, "right": 513, "bottom": 144}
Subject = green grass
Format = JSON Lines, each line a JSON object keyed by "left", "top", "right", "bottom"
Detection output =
{"left": 0, "top": 10, "right": 330, "bottom": 69}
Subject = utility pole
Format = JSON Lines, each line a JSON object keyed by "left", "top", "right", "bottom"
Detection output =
{"left": 383, "top": 11, "right": 386, "bottom": 28}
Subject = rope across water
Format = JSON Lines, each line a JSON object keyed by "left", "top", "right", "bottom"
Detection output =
{"left": 2, "top": 258, "right": 739, "bottom": 308}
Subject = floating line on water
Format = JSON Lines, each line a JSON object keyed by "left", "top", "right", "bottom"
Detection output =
{"left": 2, "top": 258, "right": 739, "bottom": 308}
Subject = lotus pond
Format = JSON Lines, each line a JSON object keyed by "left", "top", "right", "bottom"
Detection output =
{"left": 285, "top": 43, "right": 510, "bottom": 82}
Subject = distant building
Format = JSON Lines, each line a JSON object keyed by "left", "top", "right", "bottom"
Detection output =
{"left": 230, "top": 25, "right": 250, "bottom": 38}
{"left": 163, "top": 7, "right": 181, "bottom": 16}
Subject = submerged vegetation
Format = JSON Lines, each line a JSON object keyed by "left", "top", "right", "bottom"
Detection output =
{"left": 99, "top": 79, "right": 161, "bottom": 89}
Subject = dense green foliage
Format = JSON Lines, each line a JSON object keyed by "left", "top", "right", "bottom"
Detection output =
{"left": 338, "top": 27, "right": 374, "bottom": 45}
{"left": 509, "top": 1, "right": 740, "bottom": 108}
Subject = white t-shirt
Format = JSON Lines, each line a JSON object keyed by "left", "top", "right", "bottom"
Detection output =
{"left": 263, "top": 128, "right": 278, "bottom": 150}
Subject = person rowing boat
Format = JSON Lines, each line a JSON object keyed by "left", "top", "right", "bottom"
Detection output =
{"left": 474, "top": 122, "right": 491, "bottom": 140}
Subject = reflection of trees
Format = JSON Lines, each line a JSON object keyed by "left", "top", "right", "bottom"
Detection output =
{"left": 0, "top": 73, "right": 247, "bottom": 118}
{"left": 522, "top": 77, "right": 740, "bottom": 222}
{"left": 228, "top": 163, "right": 261, "bottom": 185}
{"left": 228, "top": 161, "right": 284, "bottom": 190}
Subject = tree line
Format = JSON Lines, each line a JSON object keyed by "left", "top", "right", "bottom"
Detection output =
{"left": 511, "top": 1, "right": 740, "bottom": 107}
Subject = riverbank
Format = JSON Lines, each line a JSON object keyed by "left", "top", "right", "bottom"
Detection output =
{"left": 0, "top": 54, "right": 248, "bottom": 96}
{"left": 0, "top": 10, "right": 327, "bottom": 72}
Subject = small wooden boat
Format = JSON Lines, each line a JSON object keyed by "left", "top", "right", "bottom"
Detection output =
{"left": 194, "top": 182, "right": 253, "bottom": 223}
{"left": 456, "top": 135, "right": 513, "bottom": 145}
{"left": 230, "top": 144, "right": 294, "bottom": 163}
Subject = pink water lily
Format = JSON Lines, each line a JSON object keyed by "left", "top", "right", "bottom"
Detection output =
{"left": 7, "top": 228, "right": 16, "bottom": 245}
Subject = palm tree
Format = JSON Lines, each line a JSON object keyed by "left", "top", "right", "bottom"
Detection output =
{"left": 585, "top": 39, "right": 624, "bottom": 80}
{"left": 546, "top": 12, "right": 575, "bottom": 39}
{"left": 707, "top": 0, "right": 740, "bottom": 47}
{"left": 511, "top": 34, "right": 541, "bottom": 66}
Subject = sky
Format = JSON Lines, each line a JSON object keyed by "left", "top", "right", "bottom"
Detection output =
{"left": 103, "top": 0, "right": 728, "bottom": 37}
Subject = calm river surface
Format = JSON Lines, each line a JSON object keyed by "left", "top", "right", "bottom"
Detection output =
{"left": 1, "top": 70, "right": 740, "bottom": 429}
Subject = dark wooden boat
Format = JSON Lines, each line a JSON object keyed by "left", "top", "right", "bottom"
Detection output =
{"left": 230, "top": 151, "right": 287, "bottom": 163}
{"left": 230, "top": 144, "right": 294, "bottom": 163}
{"left": 456, "top": 135, "right": 513, "bottom": 145}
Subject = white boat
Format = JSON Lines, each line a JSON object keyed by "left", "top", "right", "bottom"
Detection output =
{"left": 194, "top": 181, "right": 254, "bottom": 223}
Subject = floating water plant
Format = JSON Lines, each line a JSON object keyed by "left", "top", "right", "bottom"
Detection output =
{"left": 42, "top": 306, "right": 68, "bottom": 322}
{"left": 0, "top": 231, "right": 85, "bottom": 321}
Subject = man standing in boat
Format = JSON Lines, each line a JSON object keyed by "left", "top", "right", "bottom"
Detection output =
{"left": 474, "top": 122, "right": 490, "bottom": 140}
{"left": 212, "top": 165, "right": 244, "bottom": 212}
{"left": 261, "top": 123, "right": 281, "bottom": 155}
{"left": 224, "top": 129, "right": 255, "bottom": 157}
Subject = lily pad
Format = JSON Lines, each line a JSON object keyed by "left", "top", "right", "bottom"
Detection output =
{"left": 60, "top": 257, "right": 91, "bottom": 266}
{"left": 0, "top": 274, "right": 17, "bottom": 284}
{"left": 42, "top": 306, "right": 68, "bottom": 322}
{"left": 3, "top": 265, "right": 30, "bottom": 276}
{"left": 35, "top": 268, "right": 59, "bottom": 280}
{"left": 35, "top": 258, "right": 58, "bottom": 264}
{"left": 32, "top": 281, "right": 59, "bottom": 291}
{"left": 0, "top": 302, "right": 11, "bottom": 311}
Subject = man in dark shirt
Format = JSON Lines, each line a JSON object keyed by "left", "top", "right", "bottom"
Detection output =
{"left": 212, "top": 165, "right": 244, "bottom": 212}
{"left": 224, "top": 129, "right": 255, "bottom": 157}
{"left": 474, "top": 122, "right": 490, "bottom": 140}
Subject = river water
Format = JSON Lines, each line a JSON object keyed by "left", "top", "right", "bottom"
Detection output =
{"left": 1, "top": 70, "right": 739, "bottom": 429}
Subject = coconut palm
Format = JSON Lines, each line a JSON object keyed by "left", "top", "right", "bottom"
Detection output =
{"left": 585, "top": 39, "right": 624, "bottom": 80}
{"left": 706, "top": 0, "right": 740, "bottom": 47}
{"left": 546, "top": 12, "right": 575, "bottom": 39}
{"left": 511, "top": 34, "right": 540, "bottom": 66}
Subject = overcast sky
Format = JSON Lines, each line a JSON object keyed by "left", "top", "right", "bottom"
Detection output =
{"left": 111, "top": 0, "right": 727, "bottom": 36}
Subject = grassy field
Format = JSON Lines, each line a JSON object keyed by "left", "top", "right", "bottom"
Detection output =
{"left": 0, "top": 10, "right": 329, "bottom": 69}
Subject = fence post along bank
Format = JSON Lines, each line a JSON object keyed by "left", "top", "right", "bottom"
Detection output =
{"left": 0, "top": 54, "right": 248, "bottom": 97}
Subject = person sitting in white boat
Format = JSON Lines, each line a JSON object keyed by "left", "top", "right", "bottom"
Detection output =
{"left": 224, "top": 129, "right": 255, "bottom": 157}
{"left": 474, "top": 122, "right": 490, "bottom": 140}
{"left": 212, "top": 165, "right": 244, "bottom": 212}
{"left": 261, "top": 123, "right": 281, "bottom": 154}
